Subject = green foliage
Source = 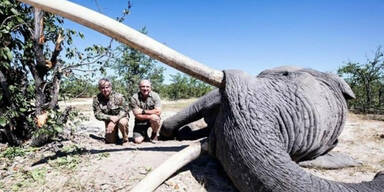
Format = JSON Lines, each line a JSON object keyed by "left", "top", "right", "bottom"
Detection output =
{"left": 160, "top": 73, "right": 213, "bottom": 100}
{"left": 10, "top": 167, "right": 47, "bottom": 191}
{"left": 0, "top": 146, "right": 37, "bottom": 160}
{"left": 0, "top": 0, "right": 109, "bottom": 145}
{"left": 47, "top": 145, "right": 86, "bottom": 171}
{"left": 0, "top": 0, "right": 213, "bottom": 146}
{"left": 0, "top": 1, "right": 37, "bottom": 145}
{"left": 97, "top": 152, "right": 110, "bottom": 160}
{"left": 0, "top": 146, "right": 25, "bottom": 159}
{"left": 0, "top": 83, "right": 35, "bottom": 133}
{"left": 48, "top": 144, "right": 86, "bottom": 171}
{"left": 61, "top": 144, "right": 83, "bottom": 153}
{"left": 49, "top": 155, "right": 81, "bottom": 170}
{"left": 60, "top": 77, "right": 98, "bottom": 98}
{"left": 31, "top": 107, "right": 87, "bottom": 147}
{"left": 107, "top": 28, "right": 165, "bottom": 98}
{"left": 28, "top": 167, "right": 47, "bottom": 183}
{"left": 338, "top": 47, "right": 384, "bottom": 113}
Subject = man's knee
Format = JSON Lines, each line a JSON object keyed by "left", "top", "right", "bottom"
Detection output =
{"left": 149, "top": 114, "right": 160, "bottom": 121}
{"left": 118, "top": 117, "right": 129, "bottom": 127}
{"left": 149, "top": 115, "right": 160, "bottom": 124}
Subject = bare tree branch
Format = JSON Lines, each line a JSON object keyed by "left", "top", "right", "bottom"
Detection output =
{"left": 71, "top": 68, "right": 98, "bottom": 73}
{"left": 62, "top": 54, "right": 109, "bottom": 70}
{"left": 48, "top": 33, "right": 64, "bottom": 69}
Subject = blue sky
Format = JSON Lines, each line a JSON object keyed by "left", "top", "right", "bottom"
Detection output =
{"left": 64, "top": 0, "right": 384, "bottom": 80}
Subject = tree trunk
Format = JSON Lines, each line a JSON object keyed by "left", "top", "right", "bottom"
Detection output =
{"left": 33, "top": 8, "right": 47, "bottom": 115}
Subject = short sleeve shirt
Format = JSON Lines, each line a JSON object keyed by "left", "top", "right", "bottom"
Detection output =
{"left": 130, "top": 91, "right": 161, "bottom": 123}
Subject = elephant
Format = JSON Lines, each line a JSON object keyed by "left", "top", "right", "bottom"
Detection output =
{"left": 160, "top": 66, "right": 384, "bottom": 192}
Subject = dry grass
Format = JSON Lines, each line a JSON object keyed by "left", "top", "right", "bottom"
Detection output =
{"left": 305, "top": 112, "right": 384, "bottom": 183}
{"left": 162, "top": 98, "right": 197, "bottom": 112}
{"left": 59, "top": 97, "right": 198, "bottom": 113}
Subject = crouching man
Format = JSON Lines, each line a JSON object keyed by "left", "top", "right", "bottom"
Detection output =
{"left": 93, "top": 78, "right": 129, "bottom": 144}
{"left": 130, "top": 79, "right": 161, "bottom": 144}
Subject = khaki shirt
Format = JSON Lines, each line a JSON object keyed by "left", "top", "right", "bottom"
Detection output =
{"left": 130, "top": 91, "right": 161, "bottom": 123}
{"left": 92, "top": 91, "right": 128, "bottom": 121}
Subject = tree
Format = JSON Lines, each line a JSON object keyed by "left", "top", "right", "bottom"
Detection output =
{"left": 338, "top": 47, "right": 384, "bottom": 113}
{"left": 108, "top": 29, "right": 165, "bottom": 98}
{"left": 162, "top": 73, "right": 213, "bottom": 100}
{"left": 0, "top": 0, "right": 111, "bottom": 145}
{"left": 60, "top": 77, "right": 99, "bottom": 98}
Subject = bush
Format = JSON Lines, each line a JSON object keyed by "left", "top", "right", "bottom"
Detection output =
{"left": 160, "top": 73, "right": 213, "bottom": 100}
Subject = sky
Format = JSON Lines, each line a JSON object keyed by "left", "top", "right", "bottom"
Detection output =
{"left": 63, "top": 0, "right": 384, "bottom": 81}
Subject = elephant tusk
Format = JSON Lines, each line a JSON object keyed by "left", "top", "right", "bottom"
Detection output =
{"left": 18, "top": 0, "right": 224, "bottom": 87}
{"left": 130, "top": 139, "right": 208, "bottom": 192}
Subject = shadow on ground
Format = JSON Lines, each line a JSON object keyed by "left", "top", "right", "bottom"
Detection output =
{"left": 180, "top": 154, "right": 238, "bottom": 192}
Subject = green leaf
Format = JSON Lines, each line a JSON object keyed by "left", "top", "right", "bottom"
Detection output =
{"left": 3, "top": 0, "right": 10, "bottom": 5}
{"left": 5, "top": 49, "right": 12, "bottom": 60}
{"left": 0, "top": 61, "right": 9, "bottom": 69}
{"left": 53, "top": 125, "right": 62, "bottom": 133}
{"left": 10, "top": 8, "right": 18, "bottom": 15}
{"left": 0, "top": 116, "right": 7, "bottom": 127}
{"left": 19, "top": 108, "right": 27, "bottom": 112}
{"left": 16, "top": 17, "right": 24, "bottom": 23}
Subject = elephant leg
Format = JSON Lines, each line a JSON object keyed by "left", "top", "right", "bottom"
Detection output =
{"left": 160, "top": 89, "right": 221, "bottom": 139}
{"left": 298, "top": 151, "right": 362, "bottom": 169}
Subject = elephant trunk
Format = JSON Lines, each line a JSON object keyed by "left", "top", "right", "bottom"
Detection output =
{"left": 18, "top": 0, "right": 224, "bottom": 87}
{"left": 273, "top": 153, "right": 384, "bottom": 191}
{"left": 160, "top": 89, "right": 221, "bottom": 138}
{"left": 220, "top": 145, "right": 384, "bottom": 192}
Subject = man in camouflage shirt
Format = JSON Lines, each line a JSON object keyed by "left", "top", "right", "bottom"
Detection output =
{"left": 130, "top": 79, "right": 161, "bottom": 144}
{"left": 93, "top": 78, "right": 129, "bottom": 144}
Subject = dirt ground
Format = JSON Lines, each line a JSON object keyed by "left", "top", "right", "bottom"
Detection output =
{"left": 0, "top": 98, "right": 383, "bottom": 192}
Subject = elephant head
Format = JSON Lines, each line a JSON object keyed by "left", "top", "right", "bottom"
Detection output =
{"left": 19, "top": 1, "right": 384, "bottom": 191}
{"left": 159, "top": 67, "right": 384, "bottom": 192}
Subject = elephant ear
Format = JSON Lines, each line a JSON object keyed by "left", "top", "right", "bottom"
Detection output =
{"left": 299, "top": 68, "right": 356, "bottom": 100}
{"left": 326, "top": 73, "right": 356, "bottom": 100}
{"left": 257, "top": 66, "right": 356, "bottom": 100}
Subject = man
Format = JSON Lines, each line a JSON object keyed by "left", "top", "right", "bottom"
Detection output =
{"left": 130, "top": 79, "right": 161, "bottom": 144}
{"left": 93, "top": 78, "right": 129, "bottom": 144}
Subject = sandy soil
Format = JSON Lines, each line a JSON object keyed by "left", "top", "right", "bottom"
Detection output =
{"left": 1, "top": 98, "right": 383, "bottom": 192}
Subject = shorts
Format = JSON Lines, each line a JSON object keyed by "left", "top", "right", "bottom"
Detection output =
{"left": 133, "top": 121, "right": 151, "bottom": 140}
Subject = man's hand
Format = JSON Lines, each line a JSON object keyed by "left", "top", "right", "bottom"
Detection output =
{"left": 106, "top": 121, "right": 117, "bottom": 134}
{"left": 110, "top": 116, "right": 119, "bottom": 123}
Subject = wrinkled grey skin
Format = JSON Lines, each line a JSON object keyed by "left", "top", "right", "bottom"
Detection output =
{"left": 160, "top": 66, "right": 384, "bottom": 192}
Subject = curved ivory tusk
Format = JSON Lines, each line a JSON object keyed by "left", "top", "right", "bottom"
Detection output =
{"left": 130, "top": 139, "right": 208, "bottom": 192}
{"left": 18, "top": 0, "right": 224, "bottom": 87}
